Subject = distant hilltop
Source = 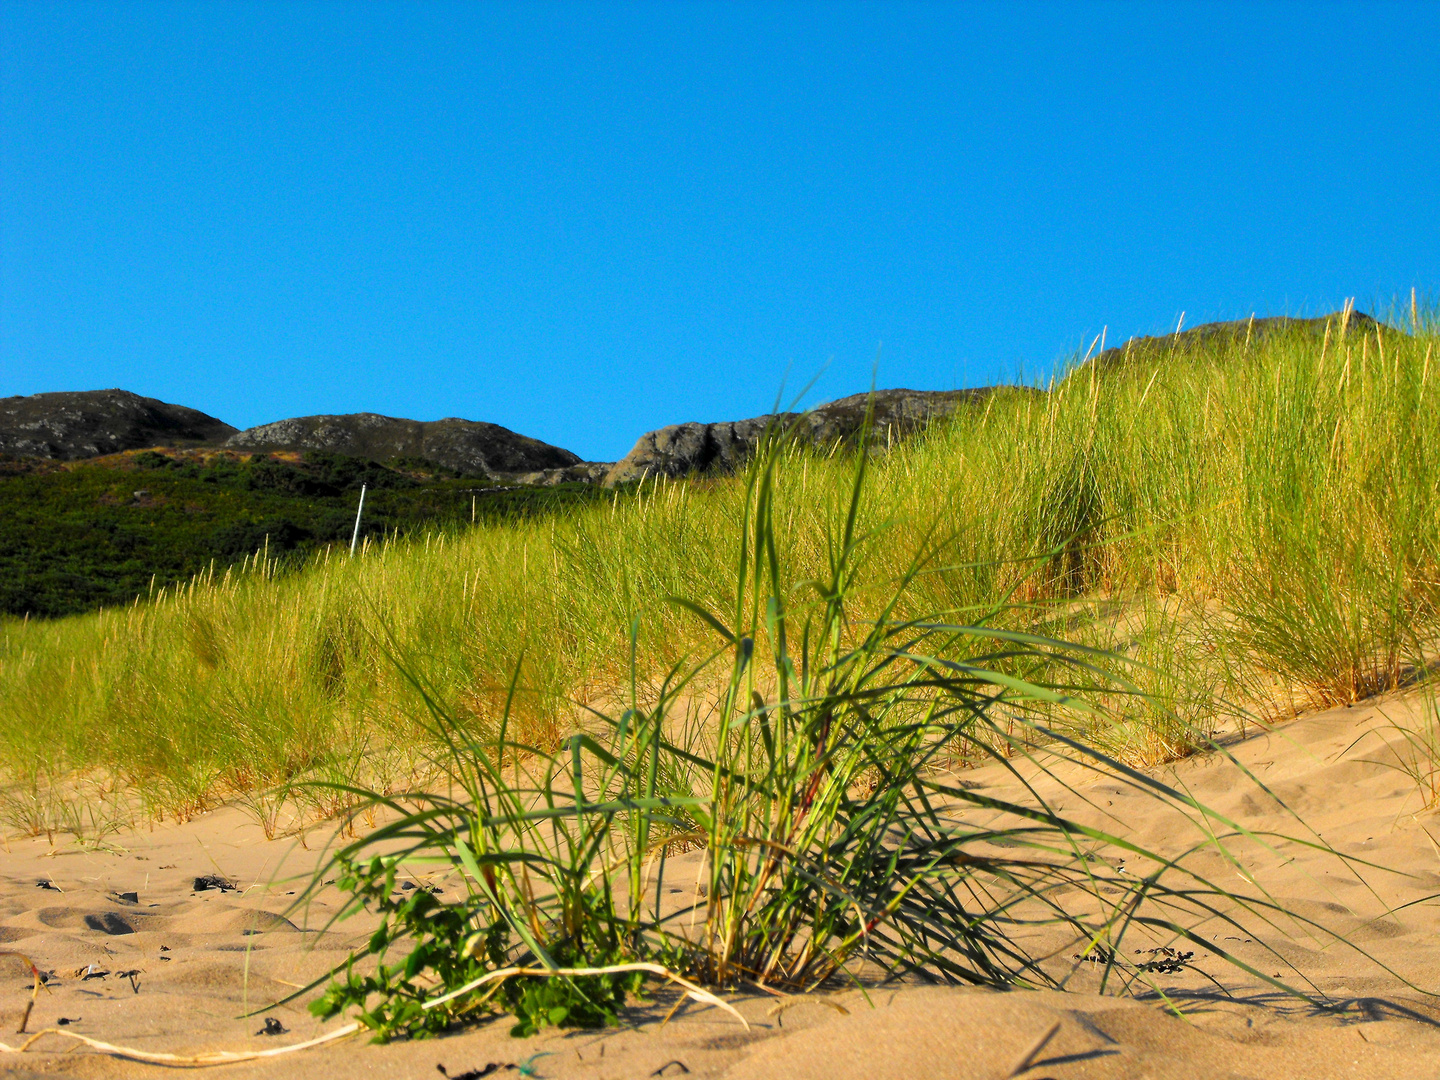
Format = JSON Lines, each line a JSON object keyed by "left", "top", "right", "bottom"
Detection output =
{"left": 224, "top": 413, "right": 600, "bottom": 482}
{"left": 598, "top": 309, "right": 1399, "bottom": 485}
{"left": 2, "top": 309, "right": 1398, "bottom": 483}
{"left": 599, "top": 386, "right": 1034, "bottom": 486}
{"left": 0, "top": 389, "right": 236, "bottom": 460}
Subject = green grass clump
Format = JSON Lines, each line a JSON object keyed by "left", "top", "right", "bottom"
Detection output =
{"left": 297, "top": 429, "right": 1400, "bottom": 1041}
{"left": 0, "top": 309, "right": 1437, "bottom": 833}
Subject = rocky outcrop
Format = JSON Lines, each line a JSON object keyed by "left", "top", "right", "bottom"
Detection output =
{"left": 225, "top": 413, "right": 582, "bottom": 479}
{"left": 603, "top": 415, "right": 777, "bottom": 487}
{"left": 602, "top": 387, "right": 1022, "bottom": 486}
{"left": 1087, "top": 311, "right": 1393, "bottom": 370}
{"left": 0, "top": 389, "right": 237, "bottom": 460}
{"left": 510, "top": 462, "right": 614, "bottom": 487}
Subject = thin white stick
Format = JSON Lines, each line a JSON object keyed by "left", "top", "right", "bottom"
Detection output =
{"left": 349, "top": 483, "right": 368, "bottom": 557}
{"left": 0, "top": 963, "right": 747, "bottom": 1069}
{"left": 0, "top": 1022, "right": 360, "bottom": 1067}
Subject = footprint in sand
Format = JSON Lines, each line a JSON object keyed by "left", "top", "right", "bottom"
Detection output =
{"left": 82, "top": 912, "right": 136, "bottom": 936}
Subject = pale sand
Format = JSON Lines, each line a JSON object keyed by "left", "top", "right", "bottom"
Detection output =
{"left": 3, "top": 694, "right": 1440, "bottom": 1079}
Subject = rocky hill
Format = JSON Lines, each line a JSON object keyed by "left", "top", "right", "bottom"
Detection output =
{"left": 0, "top": 390, "right": 236, "bottom": 460}
{"left": 602, "top": 387, "right": 1030, "bottom": 486}
{"left": 600, "top": 310, "right": 1400, "bottom": 486}
{"left": 225, "top": 413, "right": 584, "bottom": 479}
{"left": 7, "top": 310, "right": 1397, "bottom": 484}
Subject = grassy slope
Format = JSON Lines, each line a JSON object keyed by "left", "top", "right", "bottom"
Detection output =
{"left": 1, "top": 314, "right": 1436, "bottom": 833}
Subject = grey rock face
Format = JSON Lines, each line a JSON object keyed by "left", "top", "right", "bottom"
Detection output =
{"left": 602, "top": 388, "right": 1019, "bottom": 486}
{"left": 1088, "top": 311, "right": 1393, "bottom": 370}
{"left": 604, "top": 415, "right": 776, "bottom": 487}
{"left": 0, "top": 389, "right": 237, "bottom": 460}
{"left": 510, "top": 462, "right": 614, "bottom": 487}
{"left": 225, "top": 413, "right": 583, "bottom": 478}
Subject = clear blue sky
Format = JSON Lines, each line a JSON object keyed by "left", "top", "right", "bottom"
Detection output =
{"left": 2, "top": 2, "right": 1437, "bottom": 462}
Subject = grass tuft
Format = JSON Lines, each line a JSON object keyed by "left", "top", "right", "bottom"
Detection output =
{"left": 287, "top": 423, "right": 1410, "bottom": 1040}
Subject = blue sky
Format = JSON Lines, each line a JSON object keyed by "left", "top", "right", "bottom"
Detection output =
{"left": 2, "top": 2, "right": 1437, "bottom": 462}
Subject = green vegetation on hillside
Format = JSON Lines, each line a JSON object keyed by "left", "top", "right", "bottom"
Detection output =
{"left": 0, "top": 311, "right": 1436, "bottom": 837}
{"left": 0, "top": 449, "right": 604, "bottom": 618}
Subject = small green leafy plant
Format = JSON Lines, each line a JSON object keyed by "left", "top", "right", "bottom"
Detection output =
{"left": 308, "top": 854, "right": 646, "bottom": 1039}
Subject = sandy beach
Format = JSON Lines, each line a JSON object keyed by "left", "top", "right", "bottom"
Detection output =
{"left": 4, "top": 693, "right": 1440, "bottom": 1079}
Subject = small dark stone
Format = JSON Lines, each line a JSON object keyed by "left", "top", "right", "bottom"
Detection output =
{"left": 115, "top": 891, "right": 139, "bottom": 903}
{"left": 255, "top": 1017, "right": 288, "bottom": 1036}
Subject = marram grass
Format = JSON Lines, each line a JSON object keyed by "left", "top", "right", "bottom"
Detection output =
{"left": 0, "top": 313, "right": 1437, "bottom": 834}
{"left": 291, "top": 416, "right": 1420, "bottom": 1042}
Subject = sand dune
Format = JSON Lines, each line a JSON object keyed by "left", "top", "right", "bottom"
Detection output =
{"left": 3, "top": 693, "right": 1440, "bottom": 1078}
